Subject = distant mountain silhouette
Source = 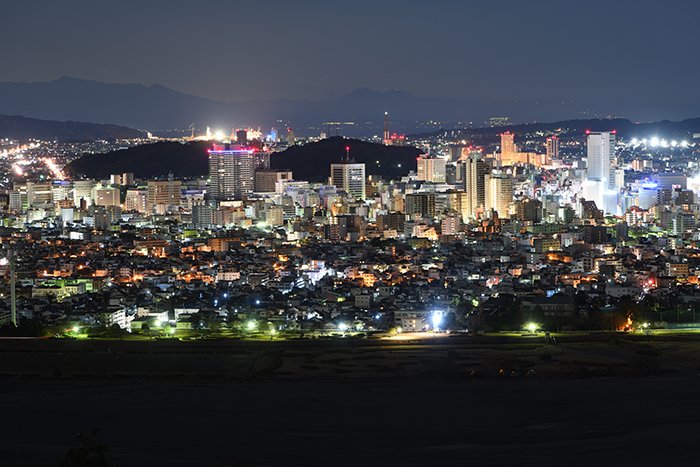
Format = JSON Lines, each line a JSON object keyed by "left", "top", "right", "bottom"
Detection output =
{"left": 65, "top": 137, "right": 421, "bottom": 181}
{"left": 3, "top": 77, "right": 688, "bottom": 136}
{"left": 0, "top": 114, "right": 144, "bottom": 141}
{"left": 270, "top": 136, "right": 422, "bottom": 181}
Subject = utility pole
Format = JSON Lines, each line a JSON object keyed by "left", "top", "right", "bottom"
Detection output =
{"left": 10, "top": 250, "right": 17, "bottom": 327}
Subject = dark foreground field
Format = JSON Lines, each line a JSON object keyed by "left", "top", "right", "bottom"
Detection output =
{"left": 1, "top": 336, "right": 700, "bottom": 466}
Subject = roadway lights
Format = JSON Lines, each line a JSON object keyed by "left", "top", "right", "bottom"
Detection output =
{"left": 525, "top": 322, "right": 539, "bottom": 333}
{"left": 431, "top": 311, "right": 443, "bottom": 330}
{"left": 246, "top": 320, "right": 257, "bottom": 331}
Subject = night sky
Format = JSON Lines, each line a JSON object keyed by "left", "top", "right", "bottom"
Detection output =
{"left": 2, "top": 0, "right": 698, "bottom": 110}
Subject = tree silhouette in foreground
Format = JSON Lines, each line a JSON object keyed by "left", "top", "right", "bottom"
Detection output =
{"left": 59, "top": 429, "right": 112, "bottom": 467}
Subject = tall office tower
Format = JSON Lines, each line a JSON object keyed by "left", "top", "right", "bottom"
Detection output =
{"left": 416, "top": 155, "right": 447, "bottom": 183}
{"left": 545, "top": 135, "right": 559, "bottom": 163}
{"left": 146, "top": 178, "right": 182, "bottom": 213}
{"left": 586, "top": 131, "right": 616, "bottom": 212}
{"left": 586, "top": 131, "right": 615, "bottom": 185}
{"left": 330, "top": 161, "right": 366, "bottom": 200}
{"left": 236, "top": 129, "right": 248, "bottom": 145}
{"left": 501, "top": 131, "right": 516, "bottom": 155}
{"left": 485, "top": 174, "right": 513, "bottom": 219}
{"left": 208, "top": 144, "right": 269, "bottom": 200}
{"left": 457, "top": 155, "right": 486, "bottom": 219}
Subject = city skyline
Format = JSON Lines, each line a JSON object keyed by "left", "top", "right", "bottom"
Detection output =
{"left": 4, "top": 2, "right": 700, "bottom": 465}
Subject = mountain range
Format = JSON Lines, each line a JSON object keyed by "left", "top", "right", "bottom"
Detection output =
{"left": 0, "top": 114, "right": 144, "bottom": 141}
{"left": 4, "top": 77, "right": 697, "bottom": 136}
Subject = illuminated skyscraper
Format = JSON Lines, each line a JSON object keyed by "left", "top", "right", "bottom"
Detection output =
{"left": 545, "top": 135, "right": 559, "bottom": 163}
{"left": 147, "top": 176, "right": 182, "bottom": 213}
{"left": 501, "top": 131, "right": 516, "bottom": 155}
{"left": 208, "top": 144, "right": 270, "bottom": 200}
{"left": 585, "top": 131, "right": 617, "bottom": 212}
{"left": 457, "top": 154, "right": 485, "bottom": 219}
{"left": 330, "top": 161, "right": 366, "bottom": 200}
{"left": 587, "top": 131, "right": 615, "bottom": 185}
{"left": 416, "top": 155, "right": 446, "bottom": 183}
{"left": 485, "top": 173, "right": 513, "bottom": 218}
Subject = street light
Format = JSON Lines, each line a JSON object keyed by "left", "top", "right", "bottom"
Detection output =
{"left": 431, "top": 311, "right": 443, "bottom": 331}
{"left": 525, "top": 322, "right": 538, "bottom": 334}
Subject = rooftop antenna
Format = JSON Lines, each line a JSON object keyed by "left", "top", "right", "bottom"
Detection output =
{"left": 345, "top": 146, "right": 350, "bottom": 161}
{"left": 383, "top": 111, "right": 389, "bottom": 142}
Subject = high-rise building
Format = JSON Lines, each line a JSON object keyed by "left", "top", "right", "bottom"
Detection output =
{"left": 236, "top": 129, "right": 248, "bottom": 146}
{"left": 516, "top": 198, "right": 543, "bottom": 222}
{"left": 255, "top": 170, "right": 293, "bottom": 193}
{"left": 330, "top": 161, "right": 366, "bottom": 200}
{"left": 501, "top": 132, "right": 516, "bottom": 155}
{"left": 441, "top": 212, "right": 461, "bottom": 236}
{"left": 586, "top": 131, "right": 617, "bottom": 213}
{"left": 147, "top": 178, "right": 182, "bottom": 213}
{"left": 587, "top": 131, "right": 615, "bottom": 185}
{"left": 405, "top": 193, "right": 436, "bottom": 218}
{"left": 416, "top": 155, "right": 446, "bottom": 183}
{"left": 73, "top": 180, "right": 96, "bottom": 208}
{"left": 94, "top": 187, "right": 120, "bottom": 207}
{"left": 208, "top": 144, "right": 270, "bottom": 200}
{"left": 125, "top": 189, "right": 147, "bottom": 213}
{"left": 545, "top": 135, "right": 559, "bottom": 163}
{"left": 485, "top": 174, "right": 513, "bottom": 218}
{"left": 498, "top": 131, "right": 539, "bottom": 166}
{"left": 457, "top": 155, "right": 486, "bottom": 219}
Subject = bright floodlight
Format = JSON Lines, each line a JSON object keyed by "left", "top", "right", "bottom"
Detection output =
{"left": 255, "top": 299, "right": 261, "bottom": 305}
{"left": 338, "top": 322, "right": 349, "bottom": 332}
{"left": 650, "top": 137, "right": 660, "bottom": 147}
{"left": 72, "top": 325, "right": 80, "bottom": 333}
{"left": 525, "top": 322, "right": 538, "bottom": 333}
{"left": 431, "top": 311, "right": 443, "bottom": 330}
{"left": 246, "top": 320, "right": 257, "bottom": 331}
{"left": 214, "top": 129, "right": 226, "bottom": 141}
{"left": 630, "top": 138, "right": 639, "bottom": 145}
